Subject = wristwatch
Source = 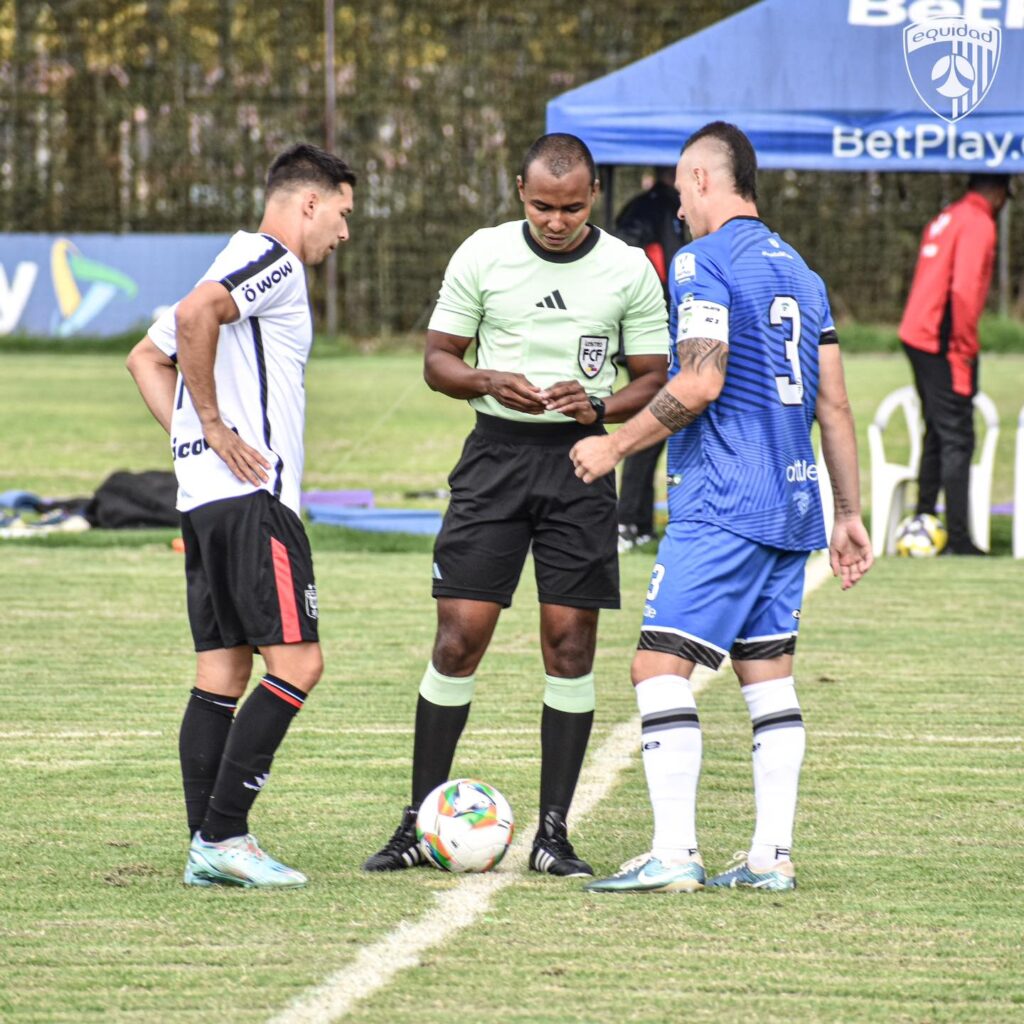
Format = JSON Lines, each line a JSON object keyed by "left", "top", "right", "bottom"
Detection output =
{"left": 587, "top": 395, "right": 606, "bottom": 423}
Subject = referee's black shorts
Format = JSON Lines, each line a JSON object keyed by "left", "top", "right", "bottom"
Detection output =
{"left": 431, "top": 413, "right": 619, "bottom": 610}
{"left": 180, "top": 490, "right": 319, "bottom": 652}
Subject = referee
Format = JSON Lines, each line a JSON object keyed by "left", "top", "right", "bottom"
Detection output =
{"left": 364, "top": 133, "right": 669, "bottom": 877}
{"left": 127, "top": 143, "right": 356, "bottom": 887}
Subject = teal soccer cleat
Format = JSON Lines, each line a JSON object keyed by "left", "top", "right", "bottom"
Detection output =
{"left": 584, "top": 852, "right": 705, "bottom": 894}
{"left": 707, "top": 853, "right": 796, "bottom": 891}
{"left": 182, "top": 859, "right": 215, "bottom": 887}
{"left": 185, "top": 833, "right": 308, "bottom": 889}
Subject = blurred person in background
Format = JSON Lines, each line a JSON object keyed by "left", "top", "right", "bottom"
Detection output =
{"left": 900, "top": 173, "right": 1012, "bottom": 556}
{"left": 613, "top": 167, "right": 685, "bottom": 552}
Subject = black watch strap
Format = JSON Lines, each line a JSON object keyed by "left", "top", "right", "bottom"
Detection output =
{"left": 587, "top": 395, "right": 606, "bottom": 423}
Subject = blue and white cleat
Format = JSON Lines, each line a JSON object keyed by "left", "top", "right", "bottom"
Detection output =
{"left": 584, "top": 852, "right": 705, "bottom": 894}
{"left": 707, "top": 852, "right": 796, "bottom": 891}
{"left": 185, "top": 833, "right": 308, "bottom": 888}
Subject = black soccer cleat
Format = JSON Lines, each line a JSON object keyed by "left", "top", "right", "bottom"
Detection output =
{"left": 942, "top": 540, "right": 987, "bottom": 556}
{"left": 529, "top": 810, "right": 593, "bottom": 877}
{"left": 362, "top": 806, "right": 428, "bottom": 871}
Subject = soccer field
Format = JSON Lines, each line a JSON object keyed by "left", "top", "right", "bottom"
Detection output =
{"left": 1, "top": 352, "right": 1022, "bottom": 1023}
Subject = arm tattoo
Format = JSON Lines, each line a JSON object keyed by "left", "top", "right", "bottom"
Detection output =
{"left": 677, "top": 337, "right": 729, "bottom": 376}
{"left": 649, "top": 389, "right": 699, "bottom": 432}
{"left": 831, "top": 480, "right": 857, "bottom": 520}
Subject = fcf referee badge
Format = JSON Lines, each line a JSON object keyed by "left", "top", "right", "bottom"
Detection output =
{"left": 578, "top": 335, "right": 609, "bottom": 379}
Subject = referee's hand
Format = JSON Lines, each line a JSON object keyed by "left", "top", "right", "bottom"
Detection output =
{"left": 540, "top": 380, "right": 595, "bottom": 422}
{"left": 485, "top": 371, "right": 546, "bottom": 414}
{"left": 204, "top": 420, "right": 271, "bottom": 486}
{"left": 570, "top": 435, "right": 619, "bottom": 484}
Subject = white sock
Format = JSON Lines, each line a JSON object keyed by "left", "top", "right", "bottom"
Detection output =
{"left": 742, "top": 676, "right": 805, "bottom": 869}
{"left": 635, "top": 674, "right": 701, "bottom": 863}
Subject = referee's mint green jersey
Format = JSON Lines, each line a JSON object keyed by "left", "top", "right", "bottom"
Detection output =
{"left": 428, "top": 221, "right": 669, "bottom": 423}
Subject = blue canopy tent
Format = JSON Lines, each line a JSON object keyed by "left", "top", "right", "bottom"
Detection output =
{"left": 546, "top": 0, "right": 1024, "bottom": 173}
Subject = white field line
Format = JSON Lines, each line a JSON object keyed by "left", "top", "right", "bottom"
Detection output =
{"left": 0, "top": 729, "right": 164, "bottom": 741}
{"left": 5, "top": 722, "right": 1016, "bottom": 748}
{"left": 814, "top": 730, "right": 1023, "bottom": 747}
{"left": 266, "top": 554, "right": 833, "bottom": 1024}
{"left": 0, "top": 726, "right": 541, "bottom": 742}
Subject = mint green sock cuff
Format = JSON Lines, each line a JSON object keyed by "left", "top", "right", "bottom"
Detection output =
{"left": 419, "top": 662, "right": 476, "bottom": 707}
{"left": 543, "top": 672, "right": 596, "bottom": 714}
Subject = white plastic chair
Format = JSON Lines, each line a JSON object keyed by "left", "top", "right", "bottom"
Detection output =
{"left": 1012, "top": 404, "right": 1024, "bottom": 559}
{"left": 868, "top": 386, "right": 922, "bottom": 556}
{"left": 967, "top": 392, "right": 999, "bottom": 552}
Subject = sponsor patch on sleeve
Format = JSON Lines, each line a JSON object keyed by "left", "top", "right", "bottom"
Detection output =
{"left": 674, "top": 251, "right": 696, "bottom": 283}
{"left": 677, "top": 297, "right": 729, "bottom": 344}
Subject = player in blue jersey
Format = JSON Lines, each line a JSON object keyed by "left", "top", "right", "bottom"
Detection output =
{"left": 571, "top": 122, "right": 872, "bottom": 893}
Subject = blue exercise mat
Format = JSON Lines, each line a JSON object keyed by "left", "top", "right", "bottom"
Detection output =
{"left": 305, "top": 503, "right": 442, "bottom": 536}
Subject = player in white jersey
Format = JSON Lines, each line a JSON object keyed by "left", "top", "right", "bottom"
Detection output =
{"left": 364, "top": 134, "right": 670, "bottom": 877}
{"left": 126, "top": 143, "right": 356, "bottom": 888}
{"left": 572, "top": 123, "right": 872, "bottom": 893}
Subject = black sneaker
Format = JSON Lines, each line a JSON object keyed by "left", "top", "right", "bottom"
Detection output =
{"left": 362, "top": 806, "right": 428, "bottom": 871}
{"left": 529, "top": 810, "right": 593, "bottom": 877}
{"left": 942, "top": 540, "right": 988, "bottom": 556}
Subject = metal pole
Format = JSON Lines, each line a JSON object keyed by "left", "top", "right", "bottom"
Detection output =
{"left": 324, "top": 0, "right": 338, "bottom": 335}
{"left": 998, "top": 201, "right": 1010, "bottom": 319}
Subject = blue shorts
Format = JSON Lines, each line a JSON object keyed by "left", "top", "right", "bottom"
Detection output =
{"left": 638, "top": 521, "right": 809, "bottom": 670}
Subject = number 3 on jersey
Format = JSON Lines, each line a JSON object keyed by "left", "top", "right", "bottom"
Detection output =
{"left": 771, "top": 295, "right": 803, "bottom": 406}
{"left": 647, "top": 563, "right": 666, "bottom": 601}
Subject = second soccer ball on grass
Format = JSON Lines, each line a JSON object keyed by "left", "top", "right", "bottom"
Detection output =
{"left": 416, "top": 778, "right": 515, "bottom": 873}
{"left": 895, "top": 513, "right": 949, "bottom": 557}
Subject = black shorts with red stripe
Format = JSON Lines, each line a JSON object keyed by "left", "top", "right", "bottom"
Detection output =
{"left": 180, "top": 491, "right": 318, "bottom": 652}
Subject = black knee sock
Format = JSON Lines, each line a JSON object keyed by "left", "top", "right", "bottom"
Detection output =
{"left": 179, "top": 687, "right": 238, "bottom": 837}
{"left": 411, "top": 695, "right": 470, "bottom": 808}
{"left": 539, "top": 704, "right": 594, "bottom": 822}
{"left": 199, "top": 674, "right": 306, "bottom": 842}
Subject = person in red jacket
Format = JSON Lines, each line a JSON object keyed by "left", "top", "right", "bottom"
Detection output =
{"left": 899, "top": 174, "right": 1012, "bottom": 555}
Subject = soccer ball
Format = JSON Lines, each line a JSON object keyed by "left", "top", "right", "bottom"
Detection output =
{"left": 416, "top": 778, "right": 514, "bottom": 873}
{"left": 894, "top": 513, "right": 948, "bottom": 557}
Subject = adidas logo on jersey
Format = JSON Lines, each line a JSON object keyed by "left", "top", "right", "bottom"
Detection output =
{"left": 535, "top": 289, "right": 566, "bottom": 309}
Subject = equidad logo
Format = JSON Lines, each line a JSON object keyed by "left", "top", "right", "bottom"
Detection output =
{"left": 903, "top": 17, "right": 1002, "bottom": 123}
{"left": 50, "top": 239, "right": 138, "bottom": 337}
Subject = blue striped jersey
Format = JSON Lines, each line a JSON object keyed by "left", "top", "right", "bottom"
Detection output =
{"left": 667, "top": 217, "right": 837, "bottom": 552}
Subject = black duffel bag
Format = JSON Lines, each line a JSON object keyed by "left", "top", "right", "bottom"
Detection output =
{"left": 84, "top": 470, "right": 179, "bottom": 528}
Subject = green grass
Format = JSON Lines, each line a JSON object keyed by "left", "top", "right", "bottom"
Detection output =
{"left": 839, "top": 314, "right": 1024, "bottom": 355}
{"left": 1, "top": 351, "right": 1023, "bottom": 1022}
{"left": 2, "top": 350, "right": 1023, "bottom": 511}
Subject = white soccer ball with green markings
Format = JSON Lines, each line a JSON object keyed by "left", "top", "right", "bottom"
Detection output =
{"left": 416, "top": 778, "right": 514, "bottom": 873}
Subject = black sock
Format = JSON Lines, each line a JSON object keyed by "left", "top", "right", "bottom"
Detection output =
{"left": 539, "top": 704, "right": 594, "bottom": 823}
{"left": 199, "top": 674, "right": 306, "bottom": 842}
{"left": 179, "top": 688, "right": 238, "bottom": 837}
{"left": 411, "top": 695, "right": 470, "bottom": 808}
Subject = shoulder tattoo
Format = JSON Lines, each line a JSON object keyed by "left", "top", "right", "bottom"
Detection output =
{"left": 649, "top": 389, "right": 699, "bottom": 432}
{"left": 677, "top": 337, "right": 729, "bottom": 376}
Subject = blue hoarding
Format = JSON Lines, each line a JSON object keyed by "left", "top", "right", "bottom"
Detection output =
{"left": 0, "top": 234, "right": 230, "bottom": 338}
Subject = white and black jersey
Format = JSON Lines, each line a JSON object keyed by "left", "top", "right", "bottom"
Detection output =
{"left": 148, "top": 231, "right": 311, "bottom": 515}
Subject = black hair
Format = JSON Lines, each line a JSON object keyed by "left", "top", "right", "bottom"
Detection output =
{"left": 520, "top": 133, "right": 597, "bottom": 185}
{"left": 967, "top": 173, "right": 1012, "bottom": 194}
{"left": 266, "top": 143, "right": 357, "bottom": 196}
{"left": 681, "top": 121, "right": 758, "bottom": 202}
